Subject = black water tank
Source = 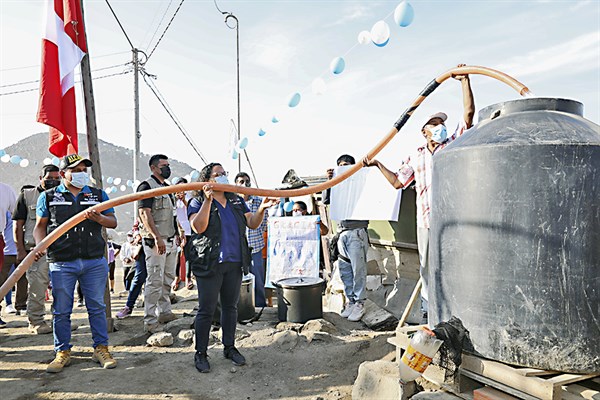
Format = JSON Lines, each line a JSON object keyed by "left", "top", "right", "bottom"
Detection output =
{"left": 429, "top": 98, "right": 600, "bottom": 373}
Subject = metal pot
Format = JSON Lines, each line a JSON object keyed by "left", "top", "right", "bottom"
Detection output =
{"left": 237, "top": 275, "right": 255, "bottom": 322}
{"left": 274, "top": 277, "right": 324, "bottom": 323}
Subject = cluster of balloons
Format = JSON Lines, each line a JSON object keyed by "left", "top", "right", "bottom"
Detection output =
{"left": 0, "top": 149, "right": 31, "bottom": 168}
{"left": 239, "top": 1, "right": 414, "bottom": 160}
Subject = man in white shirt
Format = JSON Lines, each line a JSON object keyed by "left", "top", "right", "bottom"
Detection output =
{"left": 0, "top": 182, "right": 17, "bottom": 327}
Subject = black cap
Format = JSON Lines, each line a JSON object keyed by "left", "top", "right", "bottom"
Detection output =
{"left": 59, "top": 154, "right": 93, "bottom": 170}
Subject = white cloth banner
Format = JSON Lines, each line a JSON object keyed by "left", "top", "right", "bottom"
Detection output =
{"left": 266, "top": 216, "right": 320, "bottom": 288}
{"left": 330, "top": 165, "right": 402, "bottom": 222}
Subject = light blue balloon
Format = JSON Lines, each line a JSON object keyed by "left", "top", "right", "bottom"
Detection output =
{"left": 127, "top": 180, "right": 133, "bottom": 187}
{"left": 330, "top": 57, "right": 346, "bottom": 74}
{"left": 52, "top": 156, "right": 60, "bottom": 166}
{"left": 394, "top": 1, "right": 414, "bottom": 27}
{"left": 283, "top": 201, "right": 294, "bottom": 213}
{"left": 238, "top": 137, "right": 249, "bottom": 150}
{"left": 287, "top": 92, "right": 301, "bottom": 108}
{"left": 258, "top": 129, "right": 266, "bottom": 137}
{"left": 373, "top": 38, "right": 389, "bottom": 47}
{"left": 190, "top": 170, "right": 200, "bottom": 180}
{"left": 107, "top": 177, "right": 114, "bottom": 184}
{"left": 10, "top": 155, "right": 22, "bottom": 164}
{"left": 271, "top": 116, "right": 279, "bottom": 123}
{"left": 232, "top": 150, "right": 239, "bottom": 160}
{"left": 0, "top": 149, "right": 5, "bottom": 157}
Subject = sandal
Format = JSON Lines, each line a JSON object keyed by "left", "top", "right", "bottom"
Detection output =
{"left": 186, "top": 280, "right": 194, "bottom": 290}
{"left": 172, "top": 279, "right": 182, "bottom": 291}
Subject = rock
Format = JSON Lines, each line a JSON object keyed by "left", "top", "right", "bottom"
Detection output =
{"left": 301, "top": 331, "right": 333, "bottom": 343}
{"left": 216, "top": 328, "right": 250, "bottom": 342}
{"left": 230, "top": 367, "right": 237, "bottom": 373}
{"left": 275, "top": 322, "right": 303, "bottom": 332}
{"left": 178, "top": 329, "right": 194, "bottom": 345}
{"left": 366, "top": 275, "right": 383, "bottom": 291}
{"left": 352, "top": 360, "right": 405, "bottom": 400}
{"left": 273, "top": 330, "right": 299, "bottom": 351}
{"left": 147, "top": 332, "right": 174, "bottom": 347}
{"left": 164, "top": 316, "right": 195, "bottom": 336}
{"left": 411, "top": 390, "right": 462, "bottom": 400}
{"left": 301, "top": 319, "right": 338, "bottom": 335}
{"left": 362, "top": 299, "right": 398, "bottom": 331}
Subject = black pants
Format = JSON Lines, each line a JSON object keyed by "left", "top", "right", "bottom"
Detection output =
{"left": 194, "top": 262, "right": 242, "bottom": 353}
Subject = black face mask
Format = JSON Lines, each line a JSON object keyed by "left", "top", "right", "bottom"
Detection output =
{"left": 160, "top": 166, "right": 171, "bottom": 179}
{"left": 43, "top": 179, "right": 61, "bottom": 189}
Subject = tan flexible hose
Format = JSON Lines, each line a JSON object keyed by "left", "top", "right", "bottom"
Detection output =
{"left": 0, "top": 65, "right": 530, "bottom": 299}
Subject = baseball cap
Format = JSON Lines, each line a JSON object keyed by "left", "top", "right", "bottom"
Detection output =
{"left": 59, "top": 154, "right": 93, "bottom": 170}
{"left": 422, "top": 112, "right": 448, "bottom": 129}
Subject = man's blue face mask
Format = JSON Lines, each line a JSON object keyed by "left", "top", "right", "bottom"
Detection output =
{"left": 429, "top": 124, "right": 447, "bottom": 144}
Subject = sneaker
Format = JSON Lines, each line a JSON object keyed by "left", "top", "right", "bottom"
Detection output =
{"left": 223, "top": 346, "right": 246, "bottom": 366}
{"left": 194, "top": 352, "right": 210, "bottom": 373}
{"left": 5, "top": 304, "right": 16, "bottom": 314}
{"left": 348, "top": 302, "right": 365, "bottom": 322}
{"left": 144, "top": 322, "right": 161, "bottom": 334}
{"left": 47, "top": 350, "right": 71, "bottom": 373}
{"left": 29, "top": 322, "right": 53, "bottom": 335}
{"left": 158, "top": 312, "right": 178, "bottom": 324}
{"left": 340, "top": 302, "right": 355, "bottom": 318}
{"left": 0, "top": 317, "right": 6, "bottom": 328}
{"left": 116, "top": 306, "right": 132, "bottom": 319}
{"left": 92, "top": 345, "right": 117, "bottom": 369}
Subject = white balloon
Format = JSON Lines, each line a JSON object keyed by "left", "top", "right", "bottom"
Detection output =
{"left": 113, "top": 177, "right": 122, "bottom": 185}
{"left": 120, "top": 185, "right": 126, "bottom": 192}
{"left": 1, "top": 154, "right": 11, "bottom": 163}
{"left": 357, "top": 30, "right": 371, "bottom": 45}
{"left": 394, "top": 1, "right": 415, "bottom": 27}
{"left": 370, "top": 20, "right": 391, "bottom": 46}
{"left": 20, "top": 159, "right": 29, "bottom": 168}
{"left": 43, "top": 158, "right": 52, "bottom": 165}
{"left": 311, "top": 78, "right": 326, "bottom": 95}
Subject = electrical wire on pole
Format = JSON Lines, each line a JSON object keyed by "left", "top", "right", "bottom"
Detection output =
{"left": 146, "top": 0, "right": 186, "bottom": 62}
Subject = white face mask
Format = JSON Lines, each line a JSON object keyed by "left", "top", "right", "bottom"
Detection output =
{"left": 69, "top": 171, "right": 89, "bottom": 188}
{"left": 214, "top": 175, "right": 229, "bottom": 185}
{"left": 292, "top": 210, "right": 303, "bottom": 217}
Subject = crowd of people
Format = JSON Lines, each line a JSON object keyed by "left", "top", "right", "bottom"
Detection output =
{"left": 0, "top": 66, "right": 474, "bottom": 374}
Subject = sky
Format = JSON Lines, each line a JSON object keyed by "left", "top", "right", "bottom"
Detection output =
{"left": 1, "top": 0, "right": 599, "bottom": 189}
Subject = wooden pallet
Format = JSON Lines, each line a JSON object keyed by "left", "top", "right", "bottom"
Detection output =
{"left": 391, "top": 325, "right": 600, "bottom": 400}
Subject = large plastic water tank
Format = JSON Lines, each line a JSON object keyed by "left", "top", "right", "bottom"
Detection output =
{"left": 429, "top": 98, "right": 600, "bottom": 373}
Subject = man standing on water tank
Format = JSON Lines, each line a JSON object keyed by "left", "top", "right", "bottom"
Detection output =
{"left": 364, "top": 64, "right": 475, "bottom": 325}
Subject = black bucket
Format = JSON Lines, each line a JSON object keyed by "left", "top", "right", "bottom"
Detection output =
{"left": 237, "top": 275, "right": 255, "bottom": 322}
{"left": 275, "top": 277, "right": 324, "bottom": 323}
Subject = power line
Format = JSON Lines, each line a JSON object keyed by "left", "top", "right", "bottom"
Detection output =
{"left": 0, "top": 63, "right": 129, "bottom": 89}
{"left": 140, "top": 71, "right": 207, "bottom": 164}
{"left": 105, "top": 0, "right": 134, "bottom": 49}
{"left": 0, "top": 70, "right": 131, "bottom": 96}
{"left": 146, "top": 0, "right": 186, "bottom": 62}
{"left": 0, "top": 51, "right": 129, "bottom": 72}
{"left": 144, "top": 0, "right": 174, "bottom": 51}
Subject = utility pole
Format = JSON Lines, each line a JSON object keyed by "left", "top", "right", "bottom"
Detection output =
{"left": 225, "top": 14, "right": 241, "bottom": 173}
{"left": 133, "top": 48, "right": 141, "bottom": 217}
{"left": 79, "top": 0, "right": 114, "bottom": 332}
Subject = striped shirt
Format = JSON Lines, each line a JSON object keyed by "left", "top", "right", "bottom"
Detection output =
{"left": 245, "top": 196, "right": 267, "bottom": 254}
{"left": 397, "top": 120, "right": 468, "bottom": 229}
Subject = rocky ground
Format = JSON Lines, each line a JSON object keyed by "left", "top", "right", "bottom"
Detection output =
{"left": 0, "top": 279, "right": 395, "bottom": 400}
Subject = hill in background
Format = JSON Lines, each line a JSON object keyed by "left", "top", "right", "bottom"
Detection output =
{"left": 1, "top": 132, "right": 198, "bottom": 232}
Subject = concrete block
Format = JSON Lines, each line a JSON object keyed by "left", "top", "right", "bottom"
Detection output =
{"left": 352, "top": 360, "right": 411, "bottom": 400}
{"left": 474, "top": 387, "right": 518, "bottom": 400}
{"left": 366, "top": 275, "right": 383, "bottom": 291}
{"left": 383, "top": 278, "right": 422, "bottom": 325}
{"left": 411, "top": 391, "right": 463, "bottom": 400}
{"left": 362, "top": 299, "right": 398, "bottom": 331}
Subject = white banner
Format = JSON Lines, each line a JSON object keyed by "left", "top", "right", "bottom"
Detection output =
{"left": 266, "top": 216, "right": 320, "bottom": 288}
{"left": 330, "top": 165, "right": 402, "bottom": 222}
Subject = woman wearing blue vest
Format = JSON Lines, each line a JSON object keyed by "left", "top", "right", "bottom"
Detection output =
{"left": 187, "top": 162, "right": 277, "bottom": 373}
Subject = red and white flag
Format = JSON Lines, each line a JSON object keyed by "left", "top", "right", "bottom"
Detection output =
{"left": 37, "top": 0, "right": 87, "bottom": 157}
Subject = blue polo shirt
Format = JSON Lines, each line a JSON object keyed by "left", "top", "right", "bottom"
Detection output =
{"left": 37, "top": 183, "right": 114, "bottom": 217}
{"left": 188, "top": 196, "right": 250, "bottom": 264}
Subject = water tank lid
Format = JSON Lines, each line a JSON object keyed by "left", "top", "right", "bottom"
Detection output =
{"left": 478, "top": 97, "right": 583, "bottom": 122}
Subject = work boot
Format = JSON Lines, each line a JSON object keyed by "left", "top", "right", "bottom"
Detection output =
{"left": 194, "top": 352, "right": 210, "bottom": 373}
{"left": 92, "top": 345, "right": 117, "bottom": 369}
{"left": 158, "top": 312, "right": 178, "bottom": 324}
{"left": 223, "top": 345, "right": 246, "bottom": 366}
{"left": 46, "top": 350, "right": 71, "bottom": 373}
{"left": 29, "top": 322, "right": 53, "bottom": 335}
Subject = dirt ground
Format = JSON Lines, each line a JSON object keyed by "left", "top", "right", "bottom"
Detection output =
{"left": 0, "top": 273, "right": 395, "bottom": 400}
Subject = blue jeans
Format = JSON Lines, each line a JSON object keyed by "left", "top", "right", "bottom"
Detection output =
{"left": 338, "top": 228, "right": 369, "bottom": 304}
{"left": 126, "top": 249, "right": 147, "bottom": 310}
{"left": 250, "top": 251, "right": 266, "bottom": 307}
{"left": 49, "top": 258, "right": 109, "bottom": 351}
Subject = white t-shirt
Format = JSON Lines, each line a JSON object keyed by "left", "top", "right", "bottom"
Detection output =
{"left": 176, "top": 194, "right": 192, "bottom": 236}
{"left": 0, "top": 182, "right": 17, "bottom": 236}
